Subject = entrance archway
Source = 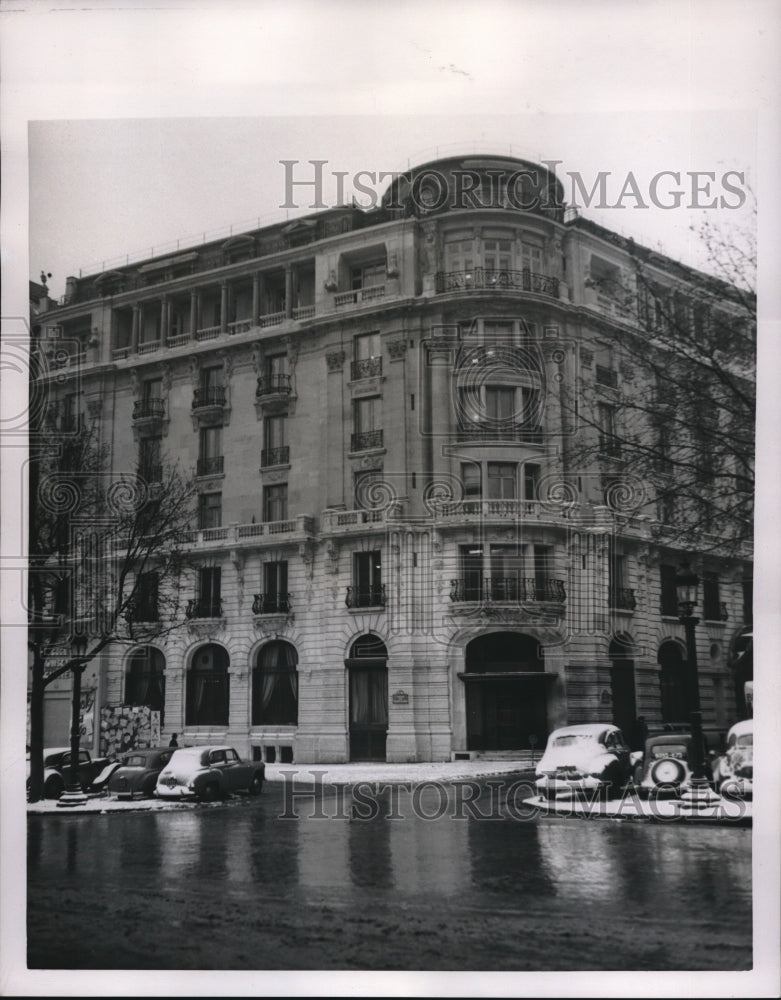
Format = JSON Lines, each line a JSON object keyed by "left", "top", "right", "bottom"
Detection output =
{"left": 609, "top": 634, "right": 636, "bottom": 744}
{"left": 345, "top": 635, "right": 388, "bottom": 761}
{"left": 461, "top": 632, "right": 549, "bottom": 752}
{"left": 658, "top": 640, "right": 690, "bottom": 724}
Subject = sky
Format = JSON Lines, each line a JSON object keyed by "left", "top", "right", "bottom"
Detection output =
{"left": 3, "top": 1, "right": 781, "bottom": 997}
{"left": 27, "top": 110, "right": 757, "bottom": 298}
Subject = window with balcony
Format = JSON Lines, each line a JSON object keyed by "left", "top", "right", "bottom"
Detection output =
{"left": 349, "top": 551, "right": 384, "bottom": 608}
{"left": 352, "top": 331, "right": 382, "bottom": 379}
{"left": 523, "top": 463, "right": 541, "bottom": 501}
{"left": 263, "top": 483, "right": 288, "bottom": 523}
{"left": 131, "top": 572, "right": 159, "bottom": 622}
{"left": 198, "top": 425, "right": 224, "bottom": 477}
{"left": 262, "top": 415, "right": 288, "bottom": 467}
{"left": 194, "top": 365, "right": 225, "bottom": 408}
{"left": 489, "top": 544, "right": 523, "bottom": 601}
{"left": 457, "top": 545, "right": 484, "bottom": 602}
{"left": 487, "top": 462, "right": 516, "bottom": 500}
{"left": 461, "top": 462, "right": 481, "bottom": 499}
{"left": 352, "top": 261, "right": 385, "bottom": 291}
{"left": 352, "top": 396, "right": 383, "bottom": 452}
{"left": 188, "top": 568, "right": 222, "bottom": 619}
{"left": 134, "top": 377, "right": 164, "bottom": 420}
{"left": 139, "top": 436, "right": 162, "bottom": 484}
{"left": 660, "top": 564, "right": 679, "bottom": 616}
{"left": 483, "top": 239, "right": 512, "bottom": 277}
{"left": 198, "top": 492, "right": 222, "bottom": 530}
{"left": 257, "top": 353, "right": 291, "bottom": 397}
{"left": 254, "top": 561, "right": 290, "bottom": 615}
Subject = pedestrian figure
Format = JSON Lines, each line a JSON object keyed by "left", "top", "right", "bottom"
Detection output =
{"left": 169, "top": 733, "right": 179, "bottom": 748}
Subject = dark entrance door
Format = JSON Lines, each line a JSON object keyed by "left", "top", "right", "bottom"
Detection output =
{"left": 463, "top": 633, "right": 548, "bottom": 752}
{"left": 346, "top": 634, "right": 389, "bottom": 762}
{"left": 349, "top": 667, "right": 388, "bottom": 760}
{"left": 658, "top": 640, "right": 691, "bottom": 723}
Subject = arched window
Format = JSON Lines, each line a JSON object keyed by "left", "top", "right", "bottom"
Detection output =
{"left": 126, "top": 646, "right": 166, "bottom": 725}
{"left": 658, "top": 640, "right": 690, "bottom": 723}
{"left": 186, "top": 644, "right": 230, "bottom": 726}
{"left": 252, "top": 641, "right": 298, "bottom": 726}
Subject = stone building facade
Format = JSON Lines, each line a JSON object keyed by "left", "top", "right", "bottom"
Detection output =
{"left": 33, "top": 154, "right": 754, "bottom": 762}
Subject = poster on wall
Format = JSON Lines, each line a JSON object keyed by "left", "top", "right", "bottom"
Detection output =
{"left": 78, "top": 690, "right": 95, "bottom": 745}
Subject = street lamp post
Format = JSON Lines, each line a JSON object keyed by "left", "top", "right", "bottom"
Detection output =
{"left": 675, "top": 564, "right": 719, "bottom": 810}
{"left": 57, "top": 633, "right": 89, "bottom": 808}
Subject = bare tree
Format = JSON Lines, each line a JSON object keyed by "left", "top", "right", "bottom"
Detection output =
{"left": 27, "top": 389, "right": 197, "bottom": 802}
{"left": 566, "top": 208, "right": 756, "bottom": 555}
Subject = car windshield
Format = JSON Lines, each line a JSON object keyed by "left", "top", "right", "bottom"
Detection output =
{"left": 124, "top": 755, "right": 147, "bottom": 767}
{"left": 734, "top": 734, "right": 753, "bottom": 747}
{"left": 552, "top": 734, "right": 597, "bottom": 747}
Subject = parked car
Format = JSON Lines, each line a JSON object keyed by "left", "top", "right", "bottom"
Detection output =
{"left": 712, "top": 719, "right": 753, "bottom": 797}
{"left": 26, "top": 747, "right": 116, "bottom": 800}
{"left": 155, "top": 745, "right": 265, "bottom": 801}
{"left": 535, "top": 724, "right": 634, "bottom": 799}
{"left": 108, "top": 747, "right": 176, "bottom": 799}
{"left": 632, "top": 732, "right": 705, "bottom": 796}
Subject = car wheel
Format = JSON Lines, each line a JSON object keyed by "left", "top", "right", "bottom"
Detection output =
{"left": 44, "top": 774, "right": 64, "bottom": 800}
{"left": 651, "top": 758, "right": 685, "bottom": 786}
{"left": 200, "top": 782, "right": 220, "bottom": 802}
{"left": 248, "top": 774, "right": 264, "bottom": 796}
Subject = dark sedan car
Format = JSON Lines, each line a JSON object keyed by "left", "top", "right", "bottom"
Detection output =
{"left": 108, "top": 747, "right": 176, "bottom": 799}
{"left": 27, "top": 747, "right": 116, "bottom": 800}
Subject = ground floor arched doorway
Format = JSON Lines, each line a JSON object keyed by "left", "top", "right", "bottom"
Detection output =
{"left": 460, "top": 632, "right": 550, "bottom": 752}
{"left": 345, "top": 635, "right": 388, "bottom": 761}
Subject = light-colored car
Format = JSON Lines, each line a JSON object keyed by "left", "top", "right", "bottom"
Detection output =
{"left": 535, "top": 723, "right": 633, "bottom": 799}
{"left": 108, "top": 747, "right": 176, "bottom": 799}
{"left": 712, "top": 719, "right": 753, "bottom": 797}
{"left": 155, "top": 745, "right": 265, "bottom": 801}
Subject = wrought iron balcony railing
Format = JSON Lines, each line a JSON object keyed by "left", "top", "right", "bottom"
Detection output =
{"left": 450, "top": 577, "right": 566, "bottom": 603}
{"left": 351, "top": 430, "right": 384, "bottom": 452}
{"left": 192, "top": 386, "right": 226, "bottom": 408}
{"left": 252, "top": 593, "right": 292, "bottom": 615}
{"left": 196, "top": 456, "right": 225, "bottom": 477}
{"left": 256, "top": 374, "right": 292, "bottom": 396}
{"left": 260, "top": 446, "right": 290, "bottom": 468}
{"left": 345, "top": 585, "right": 387, "bottom": 609}
{"left": 133, "top": 398, "right": 165, "bottom": 420}
{"left": 457, "top": 424, "right": 543, "bottom": 445}
{"left": 435, "top": 268, "right": 559, "bottom": 297}
{"left": 351, "top": 357, "right": 382, "bottom": 380}
{"left": 609, "top": 587, "right": 637, "bottom": 610}
{"left": 186, "top": 598, "right": 224, "bottom": 619}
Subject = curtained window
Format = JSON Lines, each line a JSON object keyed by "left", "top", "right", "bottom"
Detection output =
{"left": 186, "top": 644, "right": 229, "bottom": 726}
{"left": 252, "top": 641, "right": 298, "bottom": 726}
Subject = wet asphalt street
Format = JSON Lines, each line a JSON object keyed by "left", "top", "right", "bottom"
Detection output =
{"left": 27, "top": 777, "right": 751, "bottom": 971}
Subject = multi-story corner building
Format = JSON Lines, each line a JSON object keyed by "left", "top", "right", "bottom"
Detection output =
{"left": 32, "top": 154, "right": 754, "bottom": 763}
